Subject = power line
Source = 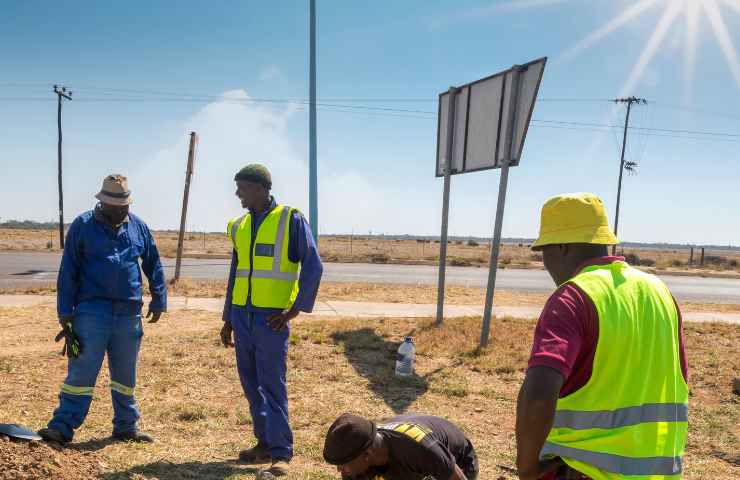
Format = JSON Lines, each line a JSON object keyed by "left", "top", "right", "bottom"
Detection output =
{"left": 528, "top": 119, "right": 740, "bottom": 138}
{"left": 1, "top": 94, "right": 739, "bottom": 140}
{"left": 0, "top": 84, "right": 612, "bottom": 105}
{"left": 5, "top": 82, "right": 740, "bottom": 121}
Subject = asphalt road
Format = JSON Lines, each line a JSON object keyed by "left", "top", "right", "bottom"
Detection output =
{"left": 2, "top": 251, "right": 740, "bottom": 304}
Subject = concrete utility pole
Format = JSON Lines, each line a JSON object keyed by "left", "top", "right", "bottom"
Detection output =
{"left": 308, "top": 0, "right": 319, "bottom": 243}
{"left": 54, "top": 85, "right": 72, "bottom": 249}
{"left": 612, "top": 96, "right": 646, "bottom": 255}
{"left": 174, "top": 132, "right": 198, "bottom": 283}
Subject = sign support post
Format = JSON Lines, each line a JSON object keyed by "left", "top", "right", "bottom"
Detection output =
{"left": 480, "top": 67, "right": 523, "bottom": 348}
{"left": 433, "top": 58, "right": 546, "bottom": 344}
{"left": 436, "top": 86, "right": 459, "bottom": 326}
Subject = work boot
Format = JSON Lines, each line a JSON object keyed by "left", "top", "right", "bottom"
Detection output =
{"left": 38, "top": 427, "right": 69, "bottom": 445}
{"left": 259, "top": 459, "right": 290, "bottom": 478}
{"left": 112, "top": 430, "right": 154, "bottom": 443}
{"left": 238, "top": 442, "right": 271, "bottom": 464}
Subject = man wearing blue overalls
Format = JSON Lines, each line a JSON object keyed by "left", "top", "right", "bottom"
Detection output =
{"left": 221, "top": 164, "right": 323, "bottom": 478}
{"left": 38, "top": 174, "right": 167, "bottom": 444}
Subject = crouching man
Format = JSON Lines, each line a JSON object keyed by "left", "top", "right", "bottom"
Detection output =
{"left": 323, "top": 413, "right": 479, "bottom": 480}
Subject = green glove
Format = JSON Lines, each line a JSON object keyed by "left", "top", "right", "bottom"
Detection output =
{"left": 55, "top": 320, "right": 82, "bottom": 359}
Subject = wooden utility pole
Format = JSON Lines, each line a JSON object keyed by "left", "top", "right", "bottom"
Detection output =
{"left": 612, "top": 96, "right": 646, "bottom": 255}
{"left": 54, "top": 85, "right": 72, "bottom": 249}
{"left": 174, "top": 132, "right": 198, "bottom": 283}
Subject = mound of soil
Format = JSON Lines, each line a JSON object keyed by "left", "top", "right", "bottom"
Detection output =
{"left": 0, "top": 435, "right": 102, "bottom": 480}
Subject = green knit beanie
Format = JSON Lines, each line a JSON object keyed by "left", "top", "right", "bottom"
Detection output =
{"left": 234, "top": 164, "right": 272, "bottom": 190}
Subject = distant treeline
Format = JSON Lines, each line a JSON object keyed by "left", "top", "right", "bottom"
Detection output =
{"left": 0, "top": 220, "right": 65, "bottom": 230}
{"left": 322, "top": 234, "right": 738, "bottom": 252}
{"left": 1, "top": 220, "right": 735, "bottom": 251}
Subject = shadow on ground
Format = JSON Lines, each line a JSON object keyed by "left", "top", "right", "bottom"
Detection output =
{"left": 71, "top": 436, "right": 118, "bottom": 452}
{"left": 712, "top": 449, "right": 740, "bottom": 467}
{"left": 101, "top": 460, "right": 259, "bottom": 480}
{"left": 331, "top": 327, "right": 436, "bottom": 414}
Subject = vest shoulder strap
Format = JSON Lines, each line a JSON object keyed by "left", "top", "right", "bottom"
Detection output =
{"left": 229, "top": 213, "right": 250, "bottom": 245}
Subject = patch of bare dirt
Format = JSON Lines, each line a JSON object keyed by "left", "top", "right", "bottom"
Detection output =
{"left": 0, "top": 435, "right": 102, "bottom": 480}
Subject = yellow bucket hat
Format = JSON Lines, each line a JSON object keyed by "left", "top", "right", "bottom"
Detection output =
{"left": 531, "top": 192, "right": 619, "bottom": 250}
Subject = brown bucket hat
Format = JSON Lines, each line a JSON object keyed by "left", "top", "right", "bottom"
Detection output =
{"left": 95, "top": 174, "right": 133, "bottom": 206}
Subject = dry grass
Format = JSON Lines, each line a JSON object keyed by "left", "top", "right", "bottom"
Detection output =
{"left": 5, "top": 228, "right": 738, "bottom": 275}
{"left": 2, "top": 279, "right": 739, "bottom": 315}
{"left": 0, "top": 306, "right": 737, "bottom": 479}
{"left": 163, "top": 279, "right": 533, "bottom": 305}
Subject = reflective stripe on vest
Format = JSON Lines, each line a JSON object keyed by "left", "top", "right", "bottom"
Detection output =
{"left": 543, "top": 261, "right": 688, "bottom": 479}
{"left": 227, "top": 205, "right": 300, "bottom": 309}
{"left": 541, "top": 443, "right": 683, "bottom": 477}
{"left": 553, "top": 403, "right": 688, "bottom": 430}
{"left": 230, "top": 214, "right": 248, "bottom": 246}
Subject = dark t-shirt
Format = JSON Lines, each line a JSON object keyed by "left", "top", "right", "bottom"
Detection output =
{"left": 344, "top": 414, "right": 474, "bottom": 480}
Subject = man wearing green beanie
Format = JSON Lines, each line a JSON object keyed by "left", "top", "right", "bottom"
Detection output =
{"left": 221, "top": 164, "right": 323, "bottom": 478}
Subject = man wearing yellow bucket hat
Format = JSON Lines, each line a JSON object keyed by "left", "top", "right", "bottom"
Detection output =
{"left": 515, "top": 193, "right": 688, "bottom": 480}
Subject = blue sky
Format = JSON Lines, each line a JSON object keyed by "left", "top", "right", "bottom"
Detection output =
{"left": 1, "top": 0, "right": 739, "bottom": 245}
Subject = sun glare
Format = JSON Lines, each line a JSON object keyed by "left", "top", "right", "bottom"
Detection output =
{"left": 557, "top": 0, "right": 740, "bottom": 99}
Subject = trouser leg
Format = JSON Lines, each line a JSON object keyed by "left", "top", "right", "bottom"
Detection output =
{"left": 108, "top": 312, "right": 143, "bottom": 435}
{"left": 232, "top": 308, "right": 266, "bottom": 444}
{"left": 251, "top": 312, "right": 292, "bottom": 460}
{"left": 47, "top": 312, "right": 110, "bottom": 440}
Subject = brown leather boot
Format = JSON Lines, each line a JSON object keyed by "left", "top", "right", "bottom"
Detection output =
{"left": 258, "top": 459, "right": 290, "bottom": 478}
{"left": 112, "top": 430, "right": 154, "bottom": 443}
{"left": 38, "top": 427, "right": 69, "bottom": 444}
{"left": 238, "top": 442, "right": 271, "bottom": 464}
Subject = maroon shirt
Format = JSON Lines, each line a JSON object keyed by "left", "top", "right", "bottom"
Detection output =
{"left": 528, "top": 257, "right": 688, "bottom": 397}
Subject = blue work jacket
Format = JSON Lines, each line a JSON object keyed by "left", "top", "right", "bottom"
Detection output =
{"left": 57, "top": 209, "right": 168, "bottom": 317}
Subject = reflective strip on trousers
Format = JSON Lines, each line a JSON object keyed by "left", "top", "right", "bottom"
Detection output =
{"left": 541, "top": 443, "right": 683, "bottom": 476}
{"left": 553, "top": 403, "right": 688, "bottom": 430}
{"left": 61, "top": 383, "right": 94, "bottom": 396}
{"left": 110, "top": 380, "right": 135, "bottom": 396}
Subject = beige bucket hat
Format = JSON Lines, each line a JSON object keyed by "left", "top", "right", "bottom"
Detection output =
{"left": 95, "top": 174, "right": 133, "bottom": 206}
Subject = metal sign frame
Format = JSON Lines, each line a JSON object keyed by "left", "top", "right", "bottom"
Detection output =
{"left": 435, "top": 57, "right": 546, "bottom": 178}
{"left": 434, "top": 57, "right": 547, "bottom": 348}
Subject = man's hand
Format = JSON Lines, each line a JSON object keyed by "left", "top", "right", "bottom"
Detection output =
{"left": 220, "top": 322, "right": 234, "bottom": 347}
{"left": 55, "top": 315, "right": 82, "bottom": 358}
{"left": 146, "top": 310, "right": 163, "bottom": 323}
{"left": 267, "top": 308, "right": 299, "bottom": 331}
{"left": 515, "top": 366, "right": 564, "bottom": 480}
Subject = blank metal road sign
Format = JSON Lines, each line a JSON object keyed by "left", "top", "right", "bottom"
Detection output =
{"left": 436, "top": 57, "right": 546, "bottom": 177}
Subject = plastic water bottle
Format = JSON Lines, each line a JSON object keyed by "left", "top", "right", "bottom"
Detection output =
{"left": 395, "top": 337, "right": 416, "bottom": 377}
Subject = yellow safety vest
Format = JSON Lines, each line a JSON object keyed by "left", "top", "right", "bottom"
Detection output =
{"left": 227, "top": 205, "right": 299, "bottom": 309}
{"left": 541, "top": 261, "right": 688, "bottom": 479}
